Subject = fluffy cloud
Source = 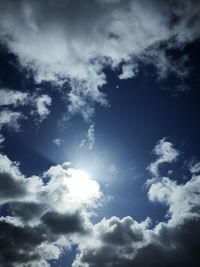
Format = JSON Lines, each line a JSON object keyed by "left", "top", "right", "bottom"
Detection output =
{"left": 0, "top": 139, "right": 200, "bottom": 266}
{"left": 0, "top": 153, "right": 101, "bottom": 266}
{"left": 73, "top": 139, "right": 200, "bottom": 267}
{"left": 0, "top": 0, "right": 199, "bottom": 119}
{"left": 147, "top": 138, "right": 179, "bottom": 179}
{"left": 119, "top": 63, "right": 137, "bottom": 80}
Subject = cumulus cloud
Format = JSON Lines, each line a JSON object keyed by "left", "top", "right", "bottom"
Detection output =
{"left": 73, "top": 138, "right": 200, "bottom": 267}
{"left": 0, "top": 0, "right": 199, "bottom": 119}
{"left": 0, "top": 153, "right": 102, "bottom": 266}
{"left": 0, "top": 138, "right": 200, "bottom": 266}
{"left": 147, "top": 138, "right": 179, "bottom": 179}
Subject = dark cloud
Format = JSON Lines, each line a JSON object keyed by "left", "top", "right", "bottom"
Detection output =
{"left": 0, "top": 153, "right": 100, "bottom": 266}
{"left": 0, "top": 220, "right": 46, "bottom": 267}
{"left": 132, "top": 219, "right": 200, "bottom": 267}
{"left": 0, "top": 172, "right": 26, "bottom": 200}
{"left": 73, "top": 141, "right": 200, "bottom": 267}
{"left": 8, "top": 202, "right": 44, "bottom": 223}
{"left": 41, "top": 211, "right": 88, "bottom": 235}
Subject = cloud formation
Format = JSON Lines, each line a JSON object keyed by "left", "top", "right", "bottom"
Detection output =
{"left": 0, "top": 139, "right": 200, "bottom": 266}
{"left": 0, "top": 153, "right": 101, "bottom": 266}
{"left": 0, "top": 0, "right": 199, "bottom": 118}
{"left": 0, "top": 88, "right": 52, "bottom": 145}
{"left": 147, "top": 138, "right": 179, "bottom": 179}
{"left": 73, "top": 139, "right": 200, "bottom": 267}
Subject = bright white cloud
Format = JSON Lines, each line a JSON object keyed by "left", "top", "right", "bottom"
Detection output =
{"left": 147, "top": 138, "right": 179, "bottom": 179}
{"left": 0, "top": 153, "right": 102, "bottom": 266}
{"left": 119, "top": 63, "right": 137, "bottom": 80}
{"left": 0, "top": 0, "right": 199, "bottom": 119}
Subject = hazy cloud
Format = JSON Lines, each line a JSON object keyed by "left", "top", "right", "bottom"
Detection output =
{"left": 80, "top": 124, "right": 95, "bottom": 150}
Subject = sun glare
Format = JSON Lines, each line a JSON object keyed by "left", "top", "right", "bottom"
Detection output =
{"left": 66, "top": 168, "right": 101, "bottom": 203}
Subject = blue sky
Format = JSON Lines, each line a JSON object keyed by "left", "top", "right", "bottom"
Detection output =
{"left": 0, "top": 1, "right": 200, "bottom": 267}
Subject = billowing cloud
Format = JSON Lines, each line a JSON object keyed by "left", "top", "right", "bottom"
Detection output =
{"left": 0, "top": 0, "right": 199, "bottom": 119}
{"left": 0, "top": 153, "right": 101, "bottom": 266}
{"left": 73, "top": 139, "right": 200, "bottom": 267}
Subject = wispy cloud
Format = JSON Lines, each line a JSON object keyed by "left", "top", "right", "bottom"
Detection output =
{"left": 80, "top": 123, "right": 95, "bottom": 150}
{"left": 0, "top": 0, "right": 199, "bottom": 119}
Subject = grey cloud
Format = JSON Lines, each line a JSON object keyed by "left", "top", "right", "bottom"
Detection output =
{"left": 8, "top": 202, "right": 45, "bottom": 223}
{"left": 0, "top": 153, "right": 101, "bottom": 266}
{"left": 0, "top": 220, "right": 47, "bottom": 267}
{"left": 41, "top": 211, "right": 88, "bottom": 235}
{"left": 0, "top": 172, "right": 26, "bottom": 201}
{"left": 73, "top": 140, "right": 200, "bottom": 267}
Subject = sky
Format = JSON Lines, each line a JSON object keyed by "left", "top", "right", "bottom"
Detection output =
{"left": 0, "top": 0, "right": 200, "bottom": 266}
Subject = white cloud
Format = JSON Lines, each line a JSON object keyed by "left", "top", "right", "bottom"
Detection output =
{"left": 31, "top": 94, "right": 52, "bottom": 121}
{"left": 147, "top": 138, "right": 179, "bottom": 179}
{"left": 0, "top": 89, "right": 52, "bottom": 145}
{"left": 1, "top": 138, "right": 200, "bottom": 266}
{"left": 0, "top": 0, "right": 199, "bottom": 119}
{"left": 0, "top": 109, "right": 25, "bottom": 132}
{"left": 80, "top": 123, "right": 95, "bottom": 150}
{"left": 73, "top": 139, "right": 200, "bottom": 267}
{"left": 119, "top": 63, "right": 137, "bottom": 80}
{"left": 0, "top": 153, "right": 102, "bottom": 266}
{"left": 189, "top": 161, "right": 200, "bottom": 174}
{"left": 0, "top": 88, "right": 29, "bottom": 107}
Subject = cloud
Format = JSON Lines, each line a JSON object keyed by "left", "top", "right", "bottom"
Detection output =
{"left": 31, "top": 94, "right": 52, "bottom": 121}
{"left": 147, "top": 138, "right": 179, "bottom": 179}
{"left": 80, "top": 123, "right": 95, "bottom": 150}
{"left": 0, "top": 88, "right": 29, "bottom": 107}
{"left": 41, "top": 211, "right": 89, "bottom": 235}
{"left": 0, "top": 138, "right": 200, "bottom": 266}
{"left": 73, "top": 138, "right": 200, "bottom": 267}
{"left": 53, "top": 138, "right": 63, "bottom": 146}
{"left": 0, "top": 0, "right": 199, "bottom": 119}
{"left": 0, "top": 109, "right": 26, "bottom": 146}
{"left": 0, "top": 88, "right": 52, "bottom": 145}
{"left": 189, "top": 161, "right": 200, "bottom": 174}
{"left": 0, "top": 153, "right": 102, "bottom": 266}
{"left": 119, "top": 63, "right": 137, "bottom": 80}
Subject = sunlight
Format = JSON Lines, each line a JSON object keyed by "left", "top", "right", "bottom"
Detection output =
{"left": 65, "top": 168, "right": 101, "bottom": 203}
